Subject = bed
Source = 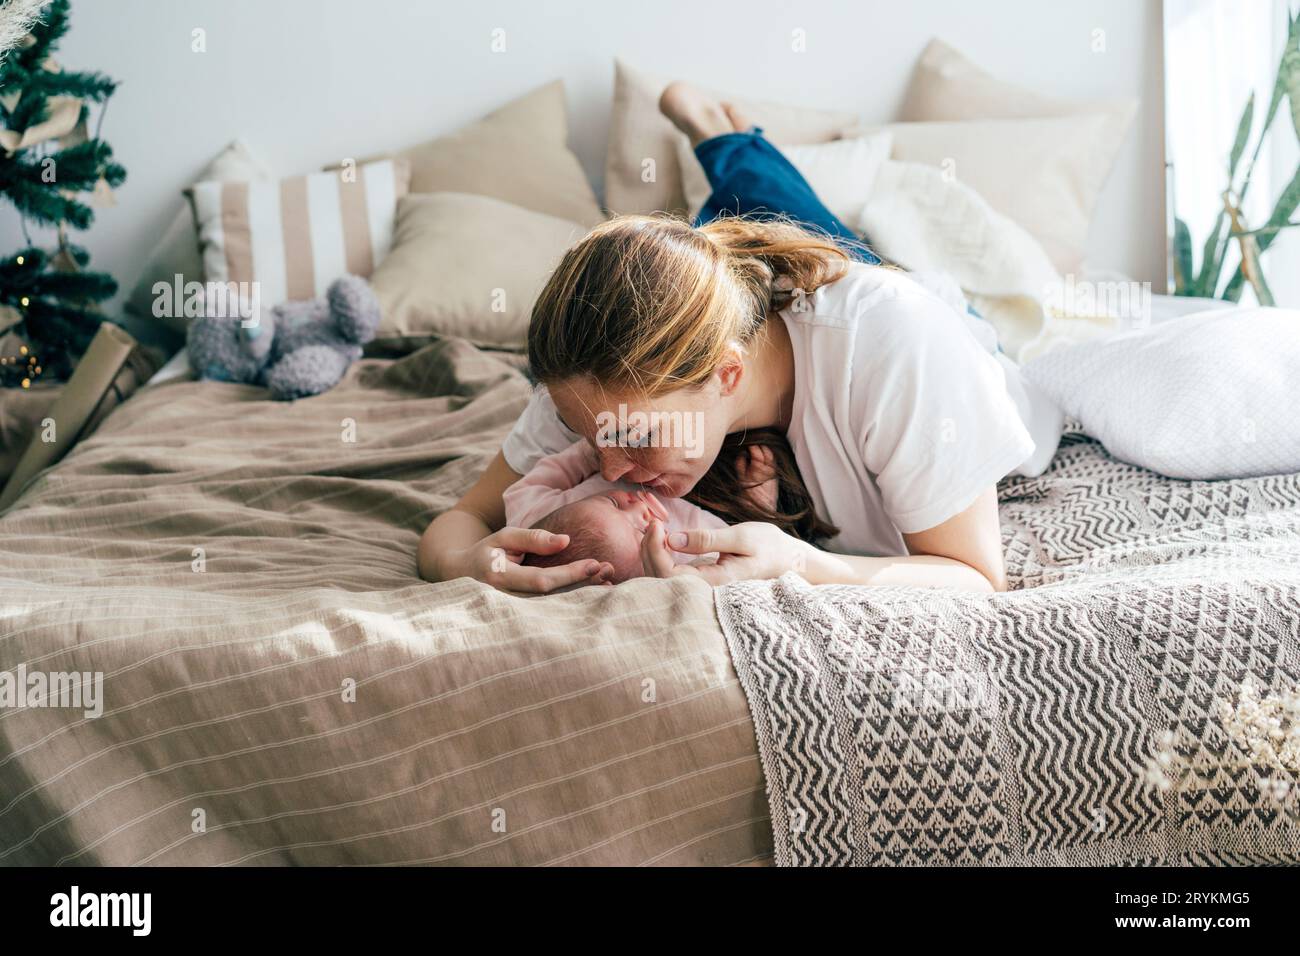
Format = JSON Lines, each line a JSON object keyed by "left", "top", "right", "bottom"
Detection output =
{"left": 2, "top": 332, "right": 1298, "bottom": 866}
{"left": 0, "top": 340, "right": 770, "bottom": 866}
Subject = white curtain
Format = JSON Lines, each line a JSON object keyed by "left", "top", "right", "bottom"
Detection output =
{"left": 1165, "top": 0, "right": 1299, "bottom": 306}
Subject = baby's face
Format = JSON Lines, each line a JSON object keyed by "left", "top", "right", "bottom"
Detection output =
{"left": 560, "top": 490, "right": 669, "bottom": 582}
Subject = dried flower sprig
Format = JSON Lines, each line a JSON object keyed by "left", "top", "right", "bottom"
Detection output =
{"left": 1142, "top": 676, "right": 1300, "bottom": 823}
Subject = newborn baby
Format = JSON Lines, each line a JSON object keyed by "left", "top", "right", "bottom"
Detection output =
{"left": 504, "top": 439, "right": 777, "bottom": 583}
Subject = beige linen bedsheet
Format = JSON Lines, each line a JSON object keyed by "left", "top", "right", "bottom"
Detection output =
{"left": 0, "top": 339, "right": 771, "bottom": 866}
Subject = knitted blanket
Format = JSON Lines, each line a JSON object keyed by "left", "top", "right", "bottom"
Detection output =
{"left": 716, "top": 435, "right": 1300, "bottom": 865}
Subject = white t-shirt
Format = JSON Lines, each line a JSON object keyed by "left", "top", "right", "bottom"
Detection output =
{"left": 502, "top": 264, "right": 1049, "bottom": 557}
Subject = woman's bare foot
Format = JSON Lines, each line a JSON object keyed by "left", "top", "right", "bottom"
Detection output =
{"left": 659, "top": 81, "right": 751, "bottom": 146}
{"left": 722, "top": 101, "right": 753, "bottom": 133}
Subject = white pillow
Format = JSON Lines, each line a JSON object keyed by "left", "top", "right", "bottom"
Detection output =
{"left": 855, "top": 159, "right": 1062, "bottom": 361}
{"left": 1023, "top": 306, "right": 1300, "bottom": 480}
{"left": 676, "top": 131, "right": 894, "bottom": 226}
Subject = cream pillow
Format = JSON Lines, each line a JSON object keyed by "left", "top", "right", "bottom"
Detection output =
{"left": 124, "top": 140, "right": 272, "bottom": 332}
{"left": 604, "top": 59, "right": 857, "bottom": 217}
{"left": 369, "top": 193, "right": 585, "bottom": 349}
{"left": 901, "top": 38, "right": 1137, "bottom": 155}
{"left": 676, "top": 131, "right": 894, "bottom": 225}
{"left": 354, "top": 80, "right": 604, "bottom": 228}
{"left": 846, "top": 114, "right": 1117, "bottom": 274}
{"left": 897, "top": 38, "right": 1136, "bottom": 273}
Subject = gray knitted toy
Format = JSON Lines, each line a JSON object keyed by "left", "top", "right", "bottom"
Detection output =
{"left": 188, "top": 275, "right": 381, "bottom": 400}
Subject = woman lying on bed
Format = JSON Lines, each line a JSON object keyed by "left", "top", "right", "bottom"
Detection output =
{"left": 418, "top": 83, "right": 1057, "bottom": 594}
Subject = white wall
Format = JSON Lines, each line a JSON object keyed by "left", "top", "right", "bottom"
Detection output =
{"left": 3, "top": 0, "right": 1166, "bottom": 338}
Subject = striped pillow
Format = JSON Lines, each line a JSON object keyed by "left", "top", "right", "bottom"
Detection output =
{"left": 187, "top": 159, "right": 409, "bottom": 307}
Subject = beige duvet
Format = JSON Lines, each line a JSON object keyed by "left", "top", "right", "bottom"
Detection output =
{"left": 0, "top": 340, "right": 771, "bottom": 865}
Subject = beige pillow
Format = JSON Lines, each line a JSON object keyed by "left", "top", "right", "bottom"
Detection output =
{"left": 901, "top": 38, "right": 1137, "bottom": 149}
{"left": 604, "top": 59, "right": 857, "bottom": 217}
{"left": 124, "top": 140, "right": 272, "bottom": 332}
{"left": 897, "top": 38, "right": 1136, "bottom": 272}
{"left": 848, "top": 115, "right": 1117, "bottom": 274}
{"left": 356, "top": 80, "right": 604, "bottom": 228}
{"left": 369, "top": 192, "right": 585, "bottom": 349}
{"left": 187, "top": 159, "right": 410, "bottom": 308}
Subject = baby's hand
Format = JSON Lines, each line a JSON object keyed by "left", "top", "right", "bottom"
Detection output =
{"left": 737, "top": 445, "right": 778, "bottom": 512}
{"left": 639, "top": 519, "right": 704, "bottom": 579}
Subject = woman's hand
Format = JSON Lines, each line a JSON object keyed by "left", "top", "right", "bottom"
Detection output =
{"left": 442, "top": 526, "right": 615, "bottom": 594}
{"left": 640, "top": 519, "right": 846, "bottom": 585}
{"left": 638, "top": 510, "right": 1002, "bottom": 593}
{"left": 418, "top": 451, "right": 614, "bottom": 593}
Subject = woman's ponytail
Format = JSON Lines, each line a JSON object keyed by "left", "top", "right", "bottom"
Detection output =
{"left": 697, "top": 215, "right": 853, "bottom": 316}
{"left": 527, "top": 213, "right": 855, "bottom": 397}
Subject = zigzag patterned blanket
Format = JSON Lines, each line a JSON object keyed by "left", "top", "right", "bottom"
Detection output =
{"left": 715, "top": 435, "right": 1300, "bottom": 866}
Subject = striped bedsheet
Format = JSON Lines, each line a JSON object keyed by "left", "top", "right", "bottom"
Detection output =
{"left": 0, "top": 339, "right": 770, "bottom": 866}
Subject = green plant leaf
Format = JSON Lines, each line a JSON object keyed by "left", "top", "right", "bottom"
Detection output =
{"left": 1259, "top": 163, "right": 1300, "bottom": 246}
{"left": 1230, "top": 219, "right": 1300, "bottom": 237}
{"left": 1223, "top": 161, "right": 1300, "bottom": 301}
{"left": 1287, "top": 19, "right": 1300, "bottom": 142}
{"left": 1238, "top": 10, "right": 1300, "bottom": 206}
{"left": 1239, "top": 235, "right": 1276, "bottom": 306}
{"left": 1230, "top": 92, "right": 1255, "bottom": 183}
{"left": 1193, "top": 208, "right": 1227, "bottom": 297}
{"left": 1262, "top": 8, "right": 1300, "bottom": 141}
{"left": 1190, "top": 94, "right": 1257, "bottom": 297}
{"left": 1172, "top": 217, "right": 1194, "bottom": 294}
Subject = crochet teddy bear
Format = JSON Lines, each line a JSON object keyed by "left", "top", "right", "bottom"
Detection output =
{"left": 187, "top": 275, "right": 381, "bottom": 400}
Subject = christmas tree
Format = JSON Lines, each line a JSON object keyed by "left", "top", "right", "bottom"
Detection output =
{"left": 0, "top": 0, "right": 125, "bottom": 387}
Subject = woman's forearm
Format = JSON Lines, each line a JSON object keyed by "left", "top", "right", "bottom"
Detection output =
{"left": 417, "top": 508, "right": 492, "bottom": 582}
{"left": 803, "top": 550, "right": 996, "bottom": 593}
{"left": 418, "top": 449, "right": 520, "bottom": 583}
{"left": 651, "top": 522, "right": 1000, "bottom": 593}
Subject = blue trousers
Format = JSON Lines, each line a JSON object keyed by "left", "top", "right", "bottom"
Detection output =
{"left": 689, "top": 128, "right": 1001, "bottom": 328}
{"left": 692, "top": 128, "right": 881, "bottom": 265}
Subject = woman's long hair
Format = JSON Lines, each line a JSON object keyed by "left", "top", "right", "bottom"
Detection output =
{"left": 687, "top": 428, "right": 839, "bottom": 543}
